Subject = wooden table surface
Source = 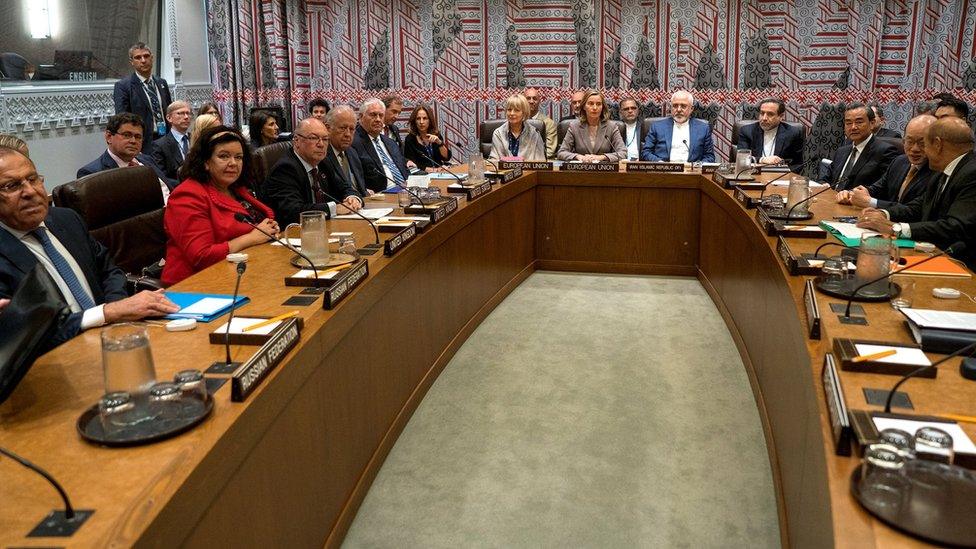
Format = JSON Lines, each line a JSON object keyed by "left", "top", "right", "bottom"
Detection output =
{"left": 1, "top": 166, "right": 973, "bottom": 548}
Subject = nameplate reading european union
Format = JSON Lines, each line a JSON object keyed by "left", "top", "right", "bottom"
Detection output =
{"left": 384, "top": 223, "right": 417, "bottom": 257}
{"left": 324, "top": 259, "right": 369, "bottom": 310}
{"left": 231, "top": 318, "right": 301, "bottom": 402}
{"left": 625, "top": 162, "right": 684, "bottom": 173}
{"left": 561, "top": 162, "right": 618, "bottom": 172}
{"left": 500, "top": 160, "right": 553, "bottom": 171}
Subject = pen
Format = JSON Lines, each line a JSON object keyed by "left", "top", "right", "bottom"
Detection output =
{"left": 852, "top": 349, "right": 898, "bottom": 363}
{"left": 937, "top": 413, "right": 976, "bottom": 424}
{"left": 242, "top": 311, "right": 300, "bottom": 332}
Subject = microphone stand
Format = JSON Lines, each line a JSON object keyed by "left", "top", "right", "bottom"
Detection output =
{"left": 0, "top": 445, "right": 91, "bottom": 533}
{"left": 758, "top": 157, "right": 822, "bottom": 202}
{"left": 883, "top": 340, "right": 976, "bottom": 413}
{"left": 416, "top": 150, "right": 469, "bottom": 188}
{"left": 213, "top": 260, "right": 246, "bottom": 369}
{"left": 779, "top": 184, "right": 832, "bottom": 220}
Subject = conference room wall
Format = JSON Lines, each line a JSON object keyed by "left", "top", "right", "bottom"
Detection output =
{"left": 0, "top": 0, "right": 211, "bottom": 191}
{"left": 205, "top": 0, "right": 976, "bottom": 166}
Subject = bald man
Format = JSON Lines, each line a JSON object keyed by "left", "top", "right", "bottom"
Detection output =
{"left": 857, "top": 117, "right": 976, "bottom": 268}
{"left": 641, "top": 90, "right": 715, "bottom": 162}
{"left": 525, "top": 87, "right": 557, "bottom": 159}
{"left": 559, "top": 91, "right": 586, "bottom": 122}
{"left": 837, "top": 115, "right": 938, "bottom": 209}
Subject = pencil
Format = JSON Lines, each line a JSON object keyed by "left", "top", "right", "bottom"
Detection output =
{"left": 242, "top": 311, "right": 299, "bottom": 332}
{"left": 852, "top": 349, "right": 898, "bottom": 363}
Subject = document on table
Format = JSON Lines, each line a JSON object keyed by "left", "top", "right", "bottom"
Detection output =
{"left": 872, "top": 417, "right": 976, "bottom": 454}
{"left": 181, "top": 297, "right": 233, "bottom": 315}
{"left": 853, "top": 343, "right": 931, "bottom": 366}
{"left": 271, "top": 238, "right": 303, "bottom": 248}
{"left": 335, "top": 208, "right": 394, "bottom": 220}
{"left": 290, "top": 270, "right": 340, "bottom": 279}
{"left": 820, "top": 220, "right": 880, "bottom": 239}
{"left": 770, "top": 180, "right": 829, "bottom": 188}
{"left": 901, "top": 308, "right": 976, "bottom": 332}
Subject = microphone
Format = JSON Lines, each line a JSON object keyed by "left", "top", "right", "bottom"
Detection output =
{"left": 234, "top": 213, "right": 320, "bottom": 280}
{"left": 782, "top": 184, "right": 832, "bottom": 220}
{"left": 0, "top": 445, "right": 80, "bottom": 521}
{"left": 758, "top": 157, "right": 822, "bottom": 201}
{"left": 414, "top": 149, "right": 467, "bottom": 187}
{"left": 318, "top": 190, "right": 381, "bottom": 246}
{"left": 883, "top": 340, "right": 976, "bottom": 413}
{"left": 216, "top": 260, "right": 246, "bottom": 369}
{"left": 843, "top": 241, "right": 967, "bottom": 318}
{"left": 681, "top": 139, "right": 689, "bottom": 162}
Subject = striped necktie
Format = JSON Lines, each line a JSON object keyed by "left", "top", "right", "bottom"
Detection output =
{"left": 30, "top": 227, "right": 96, "bottom": 310}
{"left": 373, "top": 137, "right": 404, "bottom": 185}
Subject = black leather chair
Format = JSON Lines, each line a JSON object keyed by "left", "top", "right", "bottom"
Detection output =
{"left": 479, "top": 118, "right": 545, "bottom": 158}
{"left": 640, "top": 117, "right": 670, "bottom": 140}
{"left": 0, "top": 53, "right": 30, "bottom": 80}
{"left": 253, "top": 141, "right": 293, "bottom": 191}
{"left": 52, "top": 166, "right": 165, "bottom": 291}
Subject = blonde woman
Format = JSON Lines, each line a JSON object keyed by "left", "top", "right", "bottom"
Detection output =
{"left": 188, "top": 113, "right": 219, "bottom": 149}
{"left": 489, "top": 94, "right": 546, "bottom": 161}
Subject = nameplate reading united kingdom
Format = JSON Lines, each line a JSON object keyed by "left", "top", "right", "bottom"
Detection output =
{"left": 384, "top": 223, "right": 417, "bottom": 256}
{"left": 323, "top": 259, "right": 369, "bottom": 310}
{"left": 231, "top": 318, "right": 302, "bottom": 402}
{"left": 625, "top": 162, "right": 684, "bottom": 173}
{"left": 500, "top": 160, "right": 553, "bottom": 171}
{"left": 561, "top": 162, "right": 618, "bottom": 172}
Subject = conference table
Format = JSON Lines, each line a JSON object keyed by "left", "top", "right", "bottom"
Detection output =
{"left": 2, "top": 164, "right": 975, "bottom": 548}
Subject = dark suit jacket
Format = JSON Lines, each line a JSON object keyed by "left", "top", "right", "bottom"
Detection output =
{"left": 385, "top": 122, "right": 404, "bottom": 151}
{"left": 875, "top": 127, "right": 902, "bottom": 139}
{"left": 864, "top": 155, "right": 934, "bottom": 209}
{"left": 826, "top": 135, "right": 900, "bottom": 190}
{"left": 737, "top": 121, "right": 805, "bottom": 173}
{"left": 887, "top": 152, "right": 976, "bottom": 269}
{"left": 322, "top": 146, "right": 371, "bottom": 198}
{"left": 403, "top": 133, "right": 452, "bottom": 169}
{"left": 113, "top": 73, "right": 173, "bottom": 152}
{"left": 620, "top": 119, "right": 646, "bottom": 160}
{"left": 150, "top": 131, "right": 186, "bottom": 182}
{"left": 260, "top": 148, "right": 360, "bottom": 226}
{"left": 353, "top": 125, "right": 409, "bottom": 192}
{"left": 0, "top": 208, "right": 128, "bottom": 351}
{"left": 640, "top": 117, "right": 715, "bottom": 163}
{"left": 77, "top": 151, "right": 176, "bottom": 189}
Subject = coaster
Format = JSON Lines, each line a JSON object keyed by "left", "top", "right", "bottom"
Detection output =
{"left": 863, "top": 387, "right": 913, "bottom": 409}
{"left": 282, "top": 295, "right": 318, "bottom": 307}
{"left": 830, "top": 302, "right": 865, "bottom": 316}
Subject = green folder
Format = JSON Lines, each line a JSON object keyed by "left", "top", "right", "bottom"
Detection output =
{"left": 819, "top": 221, "right": 915, "bottom": 248}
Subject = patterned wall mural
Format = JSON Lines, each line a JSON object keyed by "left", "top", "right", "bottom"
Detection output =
{"left": 207, "top": 0, "right": 976, "bottom": 170}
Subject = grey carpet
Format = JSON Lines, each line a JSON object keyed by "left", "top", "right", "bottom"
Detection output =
{"left": 342, "top": 272, "right": 779, "bottom": 549}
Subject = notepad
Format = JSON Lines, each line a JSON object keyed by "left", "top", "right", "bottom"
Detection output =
{"left": 214, "top": 317, "right": 282, "bottom": 336}
{"left": 334, "top": 208, "right": 394, "bottom": 220}
{"left": 290, "top": 269, "right": 339, "bottom": 279}
{"left": 164, "top": 292, "right": 249, "bottom": 322}
{"left": 900, "top": 255, "right": 971, "bottom": 278}
{"left": 853, "top": 344, "right": 931, "bottom": 366}
{"left": 901, "top": 308, "right": 976, "bottom": 332}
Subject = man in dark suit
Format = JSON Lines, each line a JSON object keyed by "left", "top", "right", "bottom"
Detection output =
{"left": 0, "top": 147, "right": 178, "bottom": 353}
{"left": 826, "top": 103, "right": 900, "bottom": 190}
{"left": 869, "top": 104, "right": 902, "bottom": 139}
{"left": 382, "top": 95, "right": 405, "bottom": 151}
{"left": 113, "top": 42, "right": 172, "bottom": 153}
{"left": 77, "top": 113, "right": 175, "bottom": 203}
{"left": 837, "top": 114, "right": 937, "bottom": 209}
{"left": 559, "top": 91, "right": 585, "bottom": 122}
{"left": 857, "top": 117, "right": 976, "bottom": 269}
{"left": 353, "top": 98, "right": 410, "bottom": 193}
{"left": 322, "top": 106, "right": 373, "bottom": 197}
{"left": 640, "top": 90, "right": 715, "bottom": 163}
{"left": 736, "top": 98, "right": 805, "bottom": 172}
{"left": 617, "top": 97, "right": 645, "bottom": 161}
{"left": 261, "top": 118, "right": 362, "bottom": 226}
{"left": 150, "top": 100, "right": 191, "bottom": 181}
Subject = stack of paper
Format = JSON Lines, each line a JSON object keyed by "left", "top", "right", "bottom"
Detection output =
{"left": 164, "top": 292, "right": 249, "bottom": 322}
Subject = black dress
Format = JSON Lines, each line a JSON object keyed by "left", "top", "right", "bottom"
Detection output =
{"left": 403, "top": 133, "right": 452, "bottom": 169}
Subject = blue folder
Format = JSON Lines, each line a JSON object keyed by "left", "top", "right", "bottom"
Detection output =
{"left": 162, "top": 292, "right": 250, "bottom": 322}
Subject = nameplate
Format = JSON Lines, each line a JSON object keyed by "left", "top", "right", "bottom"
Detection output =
{"left": 68, "top": 71, "right": 99, "bottom": 82}
{"left": 500, "top": 160, "right": 553, "bottom": 171}
{"left": 323, "top": 259, "right": 369, "bottom": 310}
{"left": 447, "top": 180, "right": 492, "bottom": 199}
{"left": 804, "top": 280, "right": 821, "bottom": 340}
{"left": 560, "top": 161, "right": 619, "bottom": 172}
{"left": 486, "top": 166, "right": 523, "bottom": 183}
{"left": 403, "top": 196, "right": 458, "bottom": 223}
{"left": 733, "top": 187, "right": 759, "bottom": 209}
{"left": 384, "top": 223, "right": 417, "bottom": 256}
{"left": 755, "top": 208, "right": 777, "bottom": 236}
{"left": 777, "top": 237, "right": 800, "bottom": 275}
{"left": 231, "top": 318, "right": 302, "bottom": 402}
{"left": 777, "top": 224, "right": 827, "bottom": 239}
{"left": 821, "top": 353, "right": 852, "bottom": 456}
{"left": 431, "top": 196, "right": 458, "bottom": 222}
{"left": 625, "top": 161, "right": 684, "bottom": 173}
{"left": 833, "top": 338, "right": 936, "bottom": 378}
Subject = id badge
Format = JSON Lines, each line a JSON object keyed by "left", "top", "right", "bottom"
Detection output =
{"left": 156, "top": 121, "right": 166, "bottom": 136}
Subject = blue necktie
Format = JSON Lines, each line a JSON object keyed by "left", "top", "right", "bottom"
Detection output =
{"left": 180, "top": 134, "right": 189, "bottom": 156}
{"left": 373, "top": 137, "right": 405, "bottom": 185}
{"left": 144, "top": 78, "right": 164, "bottom": 132}
{"left": 31, "top": 227, "right": 96, "bottom": 310}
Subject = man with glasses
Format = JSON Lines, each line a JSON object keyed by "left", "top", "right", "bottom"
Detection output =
{"left": 617, "top": 97, "right": 644, "bottom": 161}
{"left": 151, "top": 100, "right": 192, "bottom": 181}
{"left": 113, "top": 42, "right": 173, "bottom": 153}
{"left": 353, "top": 98, "right": 410, "bottom": 193}
{"left": 0, "top": 147, "right": 179, "bottom": 353}
{"left": 836, "top": 115, "right": 937, "bottom": 208}
{"left": 78, "top": 113, "right": 175, "bottom": 204}
{"left": 261, "top": 117, "right": 363, "bottom": 226}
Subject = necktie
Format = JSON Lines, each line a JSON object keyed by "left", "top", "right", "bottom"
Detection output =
{"left": 373, "top": 137, "right": 404, "bottom": 184}
{"left": 838, "top": 148, "right": 858, "bottom": 188}
{"left": 931, "top": 173, "right": 949, "bottom": 209}
{"left": 128, "top": 159, "right": 139, "bottom": 167}
{"left": 896, "top": 165, "right": 919, "bottom": 202}
{"left": 309, "top": 167, "right": 326, "bottom": 203}
{"left": 30, "top": 227, "right": 96, "bottom": 310}
{"left": 143, "top": 78, "right": 164, "bottom": 130}
{"left": 181, "top": 135, "right": 189, "bottom": 156}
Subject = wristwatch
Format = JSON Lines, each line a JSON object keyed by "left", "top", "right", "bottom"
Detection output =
{"left": 891, "top": 223, "right": 903, "bottom": 236}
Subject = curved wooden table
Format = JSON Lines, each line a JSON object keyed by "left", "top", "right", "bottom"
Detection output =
{"left": 2, "top": 169, "right": 974, "bottom": 548}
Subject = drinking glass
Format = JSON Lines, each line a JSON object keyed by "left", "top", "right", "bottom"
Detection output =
{"left": 98, "top": 391, "right": 138, "bottom": 436}
{"left": 854, "top": 235, "right": 898, "bottom": 298}
{"left": 468, "top": 154, "right": 485, "bottom": 184}
{"left": 398, "top": 190, "right": 412, "bottom": 209}
{"left": 101, "top": 323, "right": 157, "bottom": 395}
{"left": 785, "top": 176, "right": 810, "bottom": 216}
{"left": 338, "top": 235, "right": 358, "bottom": 258}
{"left": 734, "top": 150, "right": 755, "bottom": 176}
{"left": 890, "top": 275, "right": 915, "bottom": 309}
{"left": 858, "top": 443, "right": 909, "bottom": 511}
{"left": 174, "top": 369, "right": 207, "bottom": 401}
{"left": 148, "top": 382, "right": 183, "bottom": 423}
{"left": 299, "top": 211, "right": 329, "bottom": 265}
{"left": 915, "top": 426, "right": 954, "bottom": 464}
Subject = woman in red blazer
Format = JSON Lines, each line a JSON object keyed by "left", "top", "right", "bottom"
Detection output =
{"left": 162, "top": 126, "right": 279, "bottom": 285}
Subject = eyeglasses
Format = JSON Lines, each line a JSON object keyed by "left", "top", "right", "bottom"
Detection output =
{"left": 113, "top": 131, "right": 143, "bottom": 141}
{"left": 296, "top": 133, "right": 328, "bottom": 144}
{"left": 0, "top": 174, "right": 44, "bottom": 196}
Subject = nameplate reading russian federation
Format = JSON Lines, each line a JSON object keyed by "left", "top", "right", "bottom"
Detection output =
{"left": 486, "top": 166, "right": 523, "bottom": 183}
{"left": 231, "top": 318, "right": 301, "bottom": 402}
{"left": 323, "top": 259, "right": 369, "bottom": 310}
{"left": 804, "top": 279, "right": 821, "bottom": 340}
{"left": 625, "top": 161, "right": 684, "bottom": 173}
{"left": 821, "top": 353, "right": 852, "bottom": 456}
{"left": 777, "top": 237, "right": 799, "bottom": 275}
{"left": 500, "top": 160, "right": 553, "bottom": 171}
{"left": 384, "top": 223, "right": 417, "bottom": 256}
{"left": 561, "top": 162, "right": 619, "bottom": 172}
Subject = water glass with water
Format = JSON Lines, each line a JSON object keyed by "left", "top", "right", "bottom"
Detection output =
{"left": 468, "top": 154, "right": 485, "bottom": 184}
{"left": 890, "top": 275, "right": 915, "bottom": 309}
{"left": 734, "top": 150, "right": 755, "bottom": 175}
{"left": 854, "top": 235, "right": 898, "bottom": 298}
{"left": 300, "top": 211, "right": 329, "bottom": 265}
{"left": 101, "top": 323, "right": 157, "bottom": 395}
{"left": 338, "top": 235, "right": 358, "bottom": 258}
{"left": 785, "top": 176, "right": 810, "bottom": 215}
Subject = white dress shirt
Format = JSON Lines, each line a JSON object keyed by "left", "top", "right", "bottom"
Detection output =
{"left": 838, "top": 133, "right": 873, "bottom": 178}
{"left": 669, "top": 121, "right": 691, "bottom": 163}
{"left": 762, "top": 127, "right": 777, "bottom": 158}
{"left": 885, "top": 152, "right": 967, "bottom": 238}
{"left": 624, "top": 122, "right": 640, "bottom": 160}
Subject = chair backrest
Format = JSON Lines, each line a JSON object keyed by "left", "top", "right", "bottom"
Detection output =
{"left": 0, "top": 53, "right": 29, "bottom": 80}
{"left": 557, "top": 119, "right": 574, "bottom": 149}
{"left": 252, "top": 141, "right": 293, "bottom": 191}
{"left": 479, "top": 118, "right": 546, "bottom": 158}
{"left": 51, "top": 166, "right": 165, "bottom": 275}
{"left": 640, "top": 117, "right": 670, "bottom": 140}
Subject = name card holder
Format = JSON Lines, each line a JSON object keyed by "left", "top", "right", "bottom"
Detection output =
{"left": 560, "top": 161, "right": 619, "bottom": 172}
{"left": 713, "top": 170, "right": 757, "bottom": 188}
{"left": 447, "top": 180, "right": 492, "bottom": 199}
{"left": 756, "top": 209, "right": 827, "bottom": 239}
{"left": 403, "top": 196, "right": 458, "bottom": 224}
{"left": 733, "top": 187, "right": 760, "bottom": 209}
{"left": 804, "top": 280, "right": 821, "bottom": 340}
{"left": 832, "top": 338, "right": 935, "bottom": 378}
{"left": 323, "top": 259, "right": 369, "bottom": 310}
{"left": 499, "top": 160, "right": 553, "bottom": 171}
{"left": 822, "top": 353, "right": 853, "bottom": 456}
{"left": 777, "top": 237, "right": 823, "bottom": 276}
{"left": 755, "top": 208, "right": 778, "bottom": 236}
{"left": 625, "top": 161, "right": 684, "bottom": 173}
{"left": 377, "top": 219, "right": 429, "bottom": 233}
{"left": 486, "top": 166, "right": 523, "bottom": 183}
{"left": 231, "top": 318, "right": 302, "bottom": 402}
{"left": 384, "top": 223, "right": 418, "bottom": 256}
{"left": 209, "top": 316, "right": 306, "bottom": 346}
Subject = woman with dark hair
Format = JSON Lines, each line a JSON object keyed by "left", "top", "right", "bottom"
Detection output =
{"left": 557, "top": 89, "right": 627, "bottom": 162}
{"left": 162, "top": 126, "right": 278, "bottom": 285}
{"left": 197, "top": 102, "right": 220, "bottom": 117}
{"left": 403, "top": 104, "right": 452, "bottom": 169}
{"left": 248, "top": 110, "right": 279, "bottom": 149}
